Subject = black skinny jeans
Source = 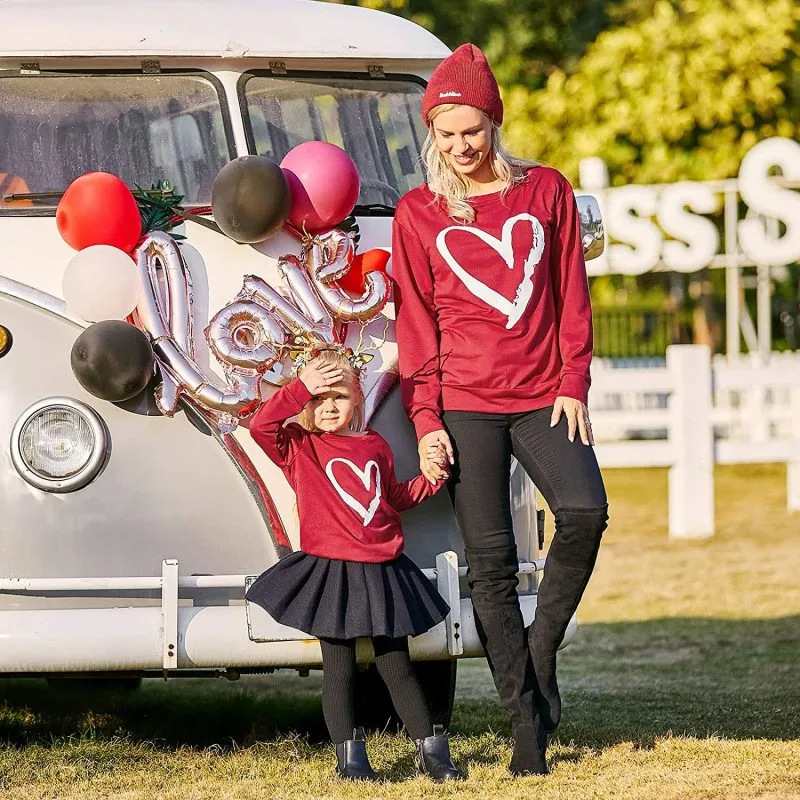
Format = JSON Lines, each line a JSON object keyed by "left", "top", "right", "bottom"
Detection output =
{"left": 443, "top": 406, "right": 607, "bottom": 730}
{"left": 444, "top": 407, "right": 607, "bottom": 540}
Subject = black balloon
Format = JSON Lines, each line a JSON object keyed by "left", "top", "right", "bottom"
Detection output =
{"left": 71, "top": 321, "right": 155, "bottom": 402}
{"left": 211, "top": 156, "right": 291, "bottom": 243}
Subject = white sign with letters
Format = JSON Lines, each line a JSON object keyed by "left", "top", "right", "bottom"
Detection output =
{"left": 579, "top": 137, "right": 800, "bottom": 276}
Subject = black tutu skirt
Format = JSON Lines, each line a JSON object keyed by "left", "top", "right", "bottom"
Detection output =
{"left": 244, "top": 551, "right": 450, "bottom": 640}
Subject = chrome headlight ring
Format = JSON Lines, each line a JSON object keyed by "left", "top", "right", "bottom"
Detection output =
{"left": 10, "top": 397, "right": 109, "bottom": 493}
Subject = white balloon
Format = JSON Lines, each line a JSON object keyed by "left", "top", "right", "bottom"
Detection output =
{"left": 62, "top": 245, "right": 140, "bottom": 322}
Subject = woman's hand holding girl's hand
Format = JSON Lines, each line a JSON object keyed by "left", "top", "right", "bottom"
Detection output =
{"left": 418, "top": 430, "right": 454, "bottom": 485}
{"left": 551, "top": 396, "right": 594, "bottom": 446}
{"left": 299, "top": 360, "right": 344, "bottom": 395}
{"left": 425, "top": 440, "right": 449, "bottom": 482}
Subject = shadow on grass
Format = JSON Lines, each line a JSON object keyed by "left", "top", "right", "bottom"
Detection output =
{"left": 454, "top": 615, "right": 800, "bottom": 749}
{"left": 0, "top": 676, "right": 330, "bottom": 749}
{"left": 0, "top": 616, "right": 796, "bottom": 753}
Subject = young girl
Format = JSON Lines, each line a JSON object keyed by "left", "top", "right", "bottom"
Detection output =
{"left": 244, "top": 346, "right": 463, "bottom": 782}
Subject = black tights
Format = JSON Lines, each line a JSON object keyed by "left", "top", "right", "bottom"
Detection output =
{"left": 319, "top": 636, "right": 433, "bottom": 744}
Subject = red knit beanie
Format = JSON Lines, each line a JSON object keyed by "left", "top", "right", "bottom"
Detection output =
{"left": 421, "top": 43, "right": 504, "bottom": 125}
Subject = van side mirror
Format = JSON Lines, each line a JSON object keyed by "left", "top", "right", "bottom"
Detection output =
{"left": 577, "top": 195, "right": 604, "bottom": 261}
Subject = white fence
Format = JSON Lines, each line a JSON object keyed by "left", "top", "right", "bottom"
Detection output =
{"left": 589, "top": 345, "right": 800, "bottom": 538}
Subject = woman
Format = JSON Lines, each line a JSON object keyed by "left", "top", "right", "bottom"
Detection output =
{"left": 392, "top": 43, "right": 609, "bottom": 776}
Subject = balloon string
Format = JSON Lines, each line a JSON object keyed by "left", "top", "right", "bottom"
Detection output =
{"left": 282, "top": 220, "right": 305, "bottom": 240}
{"left": 170, "top": 208, "right": 231, "bottom": 238}
{"left": 168, "top": 208, "right": 311, "bottom": 247}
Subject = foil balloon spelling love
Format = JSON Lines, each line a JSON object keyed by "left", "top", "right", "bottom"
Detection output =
{"left": 134, "top": 228, "right": 389, "bottom": 433}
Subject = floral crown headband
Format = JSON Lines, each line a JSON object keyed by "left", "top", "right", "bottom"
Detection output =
{"left": 291, "top": 341, "right": 373, "bottom": 376}
{"left": 288, "top": 319, "right": 389, "bottom": 377}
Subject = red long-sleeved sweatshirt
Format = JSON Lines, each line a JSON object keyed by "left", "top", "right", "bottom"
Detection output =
{"left": 392, "top": 166, "right": 593, "bottom": 440}
{"left": 249, "top": 379, "right": 442, "bottom": 562}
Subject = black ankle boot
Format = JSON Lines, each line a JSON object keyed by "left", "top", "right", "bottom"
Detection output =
{"left": 335, "top": 728, "right": 378, "bottom": 781}
{"left": 416, "top": 725, "right": 464, "bottom": 781}
{"left": 529, "top": 507, "right": 608, "bottom": 733}
{"left": 509, "top": 721, "right": 548, "bottom": 776}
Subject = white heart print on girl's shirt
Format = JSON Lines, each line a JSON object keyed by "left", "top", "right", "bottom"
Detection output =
{"left": 436, "top": 213, "right": 546, "bottom": 329}
{"left": 325, "top": 458, "right": 383, "bottom": 527}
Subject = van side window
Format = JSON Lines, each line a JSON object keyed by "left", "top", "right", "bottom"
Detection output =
{"left": 242, "top": 75, "right": 427, "bottom": 208}
{"left": 0, "top": 73, "right": 231, "bottom": 210}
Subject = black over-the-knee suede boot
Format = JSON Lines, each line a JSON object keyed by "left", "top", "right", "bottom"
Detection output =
{"left": 529, "top": 506, "right": 609, "bottom": 733}
{"left": 467, "top": 546, "right": 548, "bottom": 775}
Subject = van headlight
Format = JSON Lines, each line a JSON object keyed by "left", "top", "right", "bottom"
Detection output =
{"left": 10, "top": 398, "right": 108, "bottom": 492}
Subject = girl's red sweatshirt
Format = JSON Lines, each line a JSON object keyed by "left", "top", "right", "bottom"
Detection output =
{"left": 392, "top": 166, "right": 593, "bottom": 440}
{"left": 249, "top": 379, "right": 442, "bottom": 563}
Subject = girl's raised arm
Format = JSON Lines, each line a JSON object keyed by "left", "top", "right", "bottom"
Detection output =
{"left": 249, "top": 379, "right": 314, "bottom": 467}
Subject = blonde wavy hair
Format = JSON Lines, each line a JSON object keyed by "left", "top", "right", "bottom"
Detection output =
{"left": 421, "top": 105, "right": 538, "bottom": 223}
{"left": 296, "top": 349, "right": 365, "bottom": 433}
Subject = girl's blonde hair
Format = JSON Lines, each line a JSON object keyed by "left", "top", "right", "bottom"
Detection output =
{"left": 421, "top": 105, "right": 538, "bottom": 223}
{"left": 296, "top": 348, "right": 365, "bottom": 433}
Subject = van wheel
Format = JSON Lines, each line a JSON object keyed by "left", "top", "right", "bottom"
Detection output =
{"left": 354, "top": 659, "right": 457, "bottom": 732}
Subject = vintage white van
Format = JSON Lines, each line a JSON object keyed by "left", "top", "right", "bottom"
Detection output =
{"left": 0, "top": 0, "right": 600, "bottom": 726}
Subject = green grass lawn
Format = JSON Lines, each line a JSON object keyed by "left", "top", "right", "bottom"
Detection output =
{"left": 0, "top": 464, "right": 797, "bottom": 799}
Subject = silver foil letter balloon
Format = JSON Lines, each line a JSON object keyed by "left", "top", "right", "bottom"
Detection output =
{"left": 205, "top": 299, "right": 287, "bottom": 376}
{"left": 308, "top": 229, "right": 356, "bottom": 284}
{"left": 135, "top": 232, "right": 261, "bottom": 421}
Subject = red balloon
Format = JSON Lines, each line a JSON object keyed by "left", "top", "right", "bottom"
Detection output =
{"left": 56, "top": 172, "right": 142, "bottom": 253}
{"left": 280, "top": 142, "right": 360, "bottom": 235}
{"left": 337, "top": 248, "right": 391, "bottom": 295}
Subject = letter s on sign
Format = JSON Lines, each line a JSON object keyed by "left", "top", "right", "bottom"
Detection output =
{"left": 607, "top": 185, "right": 662, "bottom": 275}
{"left": 738, "top": 137, "right": 800, "bottom": 267}
{"left": 659, "top": 182, "right": 720, "bottom": 273}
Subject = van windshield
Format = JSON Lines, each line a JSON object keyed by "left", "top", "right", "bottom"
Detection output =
{"left": 241, "top": 74, "right": 428, "bottom": 209}
{"left": 0, "top": 72, "right": 231, "bottom": 210}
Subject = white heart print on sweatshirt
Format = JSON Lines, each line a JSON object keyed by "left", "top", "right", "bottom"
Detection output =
{"left": 436, "top": 213, "right": 546, "bottom": 329}
{"left": 325, "top": 458, "right": 383, "bottom": 527}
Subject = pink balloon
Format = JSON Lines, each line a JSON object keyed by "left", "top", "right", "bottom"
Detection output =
{"left": 281, "top": 142, "right": 361, "bottom": 235}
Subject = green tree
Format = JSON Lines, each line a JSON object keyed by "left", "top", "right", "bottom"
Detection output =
{"left": 333, "top": 0, "right": 609, "bottom": 91}
{"left": 502, "top": 0, "right": 800, "bottom": 185}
